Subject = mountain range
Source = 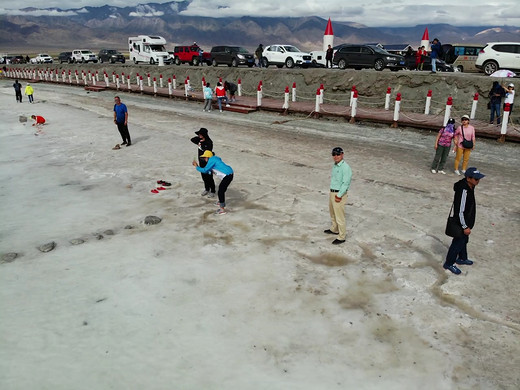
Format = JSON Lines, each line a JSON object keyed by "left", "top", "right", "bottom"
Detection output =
{"left": 1, "top": 1, "right": 519, "bottom": 52}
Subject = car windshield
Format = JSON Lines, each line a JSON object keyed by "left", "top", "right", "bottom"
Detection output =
{"left": 282, "top": 46, "right": 301, "bottom": 53}
{"left": 230, "top": 47, "right": 249, "bottom": 54}
{"left": 370, "top": 46, "right": 394, "bottom": 55}
{"left": 81, "top": 51, "right": 92, "bottom": 54}
{"left": 107, "top": 50, "right": 117, "bottom": 54}
{"left": 150, "top": 45, "right": 166, "bottom": 52}
{"left": 40, "top": 54, "right": 50, "bottom": 57}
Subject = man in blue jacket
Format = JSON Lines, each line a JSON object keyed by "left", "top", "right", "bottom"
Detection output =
{"left": 193, "top": 150, "right": 234, "bottom": 215}
{"left": 430, "top": 38, "right": 442, "bottom": 74}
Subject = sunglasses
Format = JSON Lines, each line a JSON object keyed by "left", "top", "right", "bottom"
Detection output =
{"left": 332, "top": 152, "right": 342, "bottom": 156}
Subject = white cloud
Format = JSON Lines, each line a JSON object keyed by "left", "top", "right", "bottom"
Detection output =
{"left": 0, "top": 8, "right": 78, "bottom": 16}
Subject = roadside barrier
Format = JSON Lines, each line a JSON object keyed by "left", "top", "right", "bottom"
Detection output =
{"left": 392, "top": 93, "right": 401, "bottom": 127}
{"left": 385, "top": 87, "right": 391, "bottom": 110}
{"left": 282, "top": 86, "right": 289, "bottom": 110}
{"left": 470, "top": 93, "right": 478, "bottom": 119}
{"left": 443, "top": 97, "right": 453, "bottom": 126}
{"left": 238, "top": 79, "right": 242, "bottom": 96}
{"left": 499, "top": 103, "right": 511, "bottom": 142}
{"left": 350, "top": 89, "right": 358, "bottom": 123}
{"left": 257, "top": 81, "right": 262, "bottom": 106}
{"left": 292, "top": 82, "right": 296, "bottom": 102}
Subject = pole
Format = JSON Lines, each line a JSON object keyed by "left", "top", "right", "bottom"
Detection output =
{"left": 385, "top": 87, "right": 391, "bottom": 110}
{"left": 425, "top": 90, "right": 432, "bottom": 115}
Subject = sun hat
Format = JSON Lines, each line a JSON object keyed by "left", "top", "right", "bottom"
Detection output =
{"left": 195, "top": 127, "right": 208, "bottom": 136}
{"left": 508, "top": 83, "right": 514, "bottom": 88}
{"left": 461, "top": 114, "right": 470, "bottom": 120}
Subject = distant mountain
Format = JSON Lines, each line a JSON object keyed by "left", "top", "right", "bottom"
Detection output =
{"left": 1, "top": 2, "right": 518, "bottom": 52}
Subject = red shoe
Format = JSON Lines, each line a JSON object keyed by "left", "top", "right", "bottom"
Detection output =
{"left": 151, "top": 189, "right": 159, "bottom": 194}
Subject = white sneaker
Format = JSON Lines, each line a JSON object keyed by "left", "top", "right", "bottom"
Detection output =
{"left": 454, "top": 170, "right": 461, "bottom": 175}
{"left": 220, "top": 109, "right": 223, "bottom": 112}
{"left": 438, "top": 170, "right": 446, "bottom": 175}
{"left": 201, "top": 190, "right": 209, "bottom": 196}
{"left": 207, "top": 192, "right": 216, "bottom": 198}
{"left": 461, "top": 170, "right": 466, "bottom": 174}
{"left": 431, "top": 169, "right": 437, "bottom": 174}
{"left": 225, "top": 104, "right": 230, "bottom": 107}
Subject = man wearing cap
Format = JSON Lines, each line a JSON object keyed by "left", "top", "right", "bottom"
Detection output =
{"left": 443, "top": 167, "right": 485, "bottom": 275}
{"left": 192, "top": 151, "right": 234, "bottom": 215}
{"left": 324, "top": 147, "right": 353, "bottom": 245}
{"left": 190, "top": 128, "right": 215, "bottom": 197}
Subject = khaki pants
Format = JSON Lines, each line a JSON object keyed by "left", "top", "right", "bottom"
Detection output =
{"left": 454, "top": 148, "right": 472, "bottom": 172}
{"left": 329, "top": 192, "right": 348, "bottom": 240}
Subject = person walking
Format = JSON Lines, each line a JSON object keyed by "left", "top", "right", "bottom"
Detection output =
{"left": 488, "top": 81, "right": 505, "bottom": 125}
{"left": 255, "top": 44, "right": 264, "bottom": 68}
{"left": 443, "top": 167, "right": 485, "bottom": 275}
{"left": 24, "top": 83, "right": 34, "bottom": 103}
{"left": 193, "top": 151, "right": 234, "bottom": 215}
{"left": 453, "top": 115, "right": 475, "bottom": 175}
{"left": 190, "top": 127, "right": 215, "bottom": 198}
{"left": 214, "top": 82, "right": 229, "bottom": 112}
{"left": 325, "top": 44, "right": 334, "bottom": 68}
{"left": 202, "top": 82, "right": 213, "bottom": 112}
{"left": 13, "top": 79, "right": 22, "bottom": 103}
{"left": 324, "top": 147, "right": 353, "bottom": 245}
{"left": 430, "top": 38, "right": 441, "bottom": 73}
{"left": 113, "top": 96, "right": 131, "bottom": 147}
{"left": 431, "top": 118, "right": 455, "bottom": 174}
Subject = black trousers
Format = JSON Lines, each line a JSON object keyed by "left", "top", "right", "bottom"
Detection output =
{"left": 444, "top": 235, "right": 469, "bottom": 267}
{"left": 201, "top": 172, "right": 215, "bottom": 193}
{"left": 116, "top": 122, "right": 131, "bottom": 144}
{"left": 218, "top": 174, "right": 234, "bottom": 207}
{"left": 15, "top": 91, "right": 22, "bottom": 102}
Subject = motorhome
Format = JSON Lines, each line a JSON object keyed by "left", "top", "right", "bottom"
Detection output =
{"left": 128, "top": 35, "right": 173, "bottom": 65}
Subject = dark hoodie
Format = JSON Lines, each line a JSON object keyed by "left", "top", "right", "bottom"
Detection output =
{"left": 489, "top": 81, "right": 505, "bottom": 105}
{"left": 190, "top": 131, "right": 213, "bottom": 168}
{"left": 452, "top": 178, "right": 476, "bottom": 230}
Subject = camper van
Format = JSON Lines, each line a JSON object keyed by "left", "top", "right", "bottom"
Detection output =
{"left": 128, "top": 35, "right": 173, "bottom": 65}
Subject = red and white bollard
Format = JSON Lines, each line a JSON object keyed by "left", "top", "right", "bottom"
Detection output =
{"left": 168, "top": 78, "right": 173, "bottom": 96}
{"left": 159, "top": 74, "right": 163, "bottom": 88}
{"left": 292, "top": 82, "right": 296, "bottom": 102}
{"left": 75, "top": 71, "right": 79, "bottom": 84}
{"left": 350, "top": 85, "right": 357, "bottom": 107}
{"left": 127, "top": 75, "right": 131, "bottom": 91}
{"left": 105, "top": 73, "right": 109, "bottom": 87}
{"left": 88, "top": 70, "right": 92, "bottom": 81}
{"left": 184, "top": 79, "right": 189, "bottom": 97}
{"left": 202, "top": 76, "right": 206, "bottom": 90}
{"left": 116, "top": 74, "right": 120, "bottom": 90}
{"left": 92, "top": 74, "right": 96, "bottom": 86}
{"left": 153, "top": 77, "right": 157, "bottom": 95}
{"left": 186, "top": 75, "right": 190, "bottom": 90}
{"left": 112, "top": 72, "right": 116, "bottom": 83}
{"left": 68, "top": 71, "right": 72, "bottom": 84}
{"left": 238, "top": 79, "right": 242, "bottom": 96}
{"left": 172, "top": 75, "right": 177, "bottom": 89}
{"left": 315, "top": 88, "right": 321, "bottom": 116}
{"left": 385, "top": 87, "right": 391, "bottom": 110}
{"left": 443, "top": 96, "right": 453, "bottom": 126}
{"left": 350, "top": 90, "right": 358, "bottom": 123}
{"left": 257, "top": 82, "right": 262, "bottom": 106}
{"left": 424, "top": 89, "right": 432, "bottom": 115}
{"left": 139, "top": 75, "right": 144, "bottom": 92}
{"left": 147, "top": 73, "right": 151, "bottom": 87}
{"left": 470, "top": 92, "right": 479, "bottom": 119}
{"left": 283, "top": 86, "right": 290, "bottom": 110}
{"left": 136, "top": 73, "right": 140, "bottom": 85}
{"left": 319, "top": 83, "right": 324, "bottom": 104}
{"left": 95, "top": 71, "right": 99, "bottom": 82}
{"left": 392, "top": 93, "right": 402, "bottom": 127}
{"left": 499, "top": 103, "right": 511, "bottom": 142}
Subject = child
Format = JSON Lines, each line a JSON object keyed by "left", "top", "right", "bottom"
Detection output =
{"left": 203, "top": 82, "right": 213, "bottom": 112}
{"left": 214, "top": 82, "right": 229, "bottom": 112}
{"left": 431, "top": 118, "right": 455, "bottom": 174}
{"left": 31, "top": 115, "right": 46, "bottom": 126}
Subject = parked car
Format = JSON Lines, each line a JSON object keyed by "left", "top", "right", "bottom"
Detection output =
{"left": 210, "top": 46, "right": 255, "bottom": 67}
{"left": 98, "top": 49, "right": 125, "bottom": 64}
{"left": 475, "top": 42, "right": 520, "bottom": 75}
{"left": 71, "top": 50, "right": 98, "bottom": 63}
{"left": 333, "top": 44, "right": 406, "bottom": 71}
{"left": 171, "top": 44, "right": 211, "bottom": 66}
{"left": 10, "top": 55, "right": 26, "bottom": 64}
{"left": 404, "top": 54, "right": 454, "bottom": 72}
{"left": 262, "top": 45, "right": 312, "bottom": 68}
{"left": 442, "top": 44, "right": 483, "bottom": 72}
{"left": 34, "top": 53, "right": 53, "bottom": 64}
{"left": 58, "top": 52, "right": 72, "bottom": 64}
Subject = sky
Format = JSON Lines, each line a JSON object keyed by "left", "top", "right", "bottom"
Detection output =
{"left": 1, "top": 0, "right": 520, "bottom": 27}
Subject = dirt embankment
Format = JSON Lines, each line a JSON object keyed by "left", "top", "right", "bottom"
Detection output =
{"left": 11, "top": 63, "right": 519, "bottom": 121}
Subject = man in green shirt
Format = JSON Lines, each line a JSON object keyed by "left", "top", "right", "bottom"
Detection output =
{"left": 324, "top": 147, "right": 353, "bottom": 244}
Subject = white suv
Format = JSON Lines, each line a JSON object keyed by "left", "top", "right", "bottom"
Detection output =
{"left": 34, "top": 54, "right": 53, "bottom": 64}
{"left": 71, "top": 50, "right": 98, "bottom": 63}
{"left": 475, "top": 42, "right": 520, "bottom": 75}
{"left": 262, "top": 45, "right": 312, "bottom": 68}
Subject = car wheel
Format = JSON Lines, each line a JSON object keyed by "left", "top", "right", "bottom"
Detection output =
{"left": 338, "top": 59, "right": 347, "bottom": 69}
{"left": 122, "top": 59, "right": 125, "bottom": 64}
{"left": 231, "top": 58, "right": 238, "bottom": 67}
{"left": 94, "top": 60, "right": 98, "bottom": 63}
{"left": 69, "top": 59, "right": 73, "bottom": 64}
{"left": 285, "top": 57, "right": 294, "bottom": 68}
{"left": 483, "top": 60, "right": 498, "bottom": 75}
{"left": 150, "top": 58, "right": 155, "bottom": 65}
{"left": 374, "top": 59, "right": 385, "bottom": 71}
{"left": 81, "top": 58, "right": 85, "bottom": 63}
{"left": 175, "top": 57, "right": 181, "bottom": 66}
{"left": 212, "top": 59, "right": 218, "bottom": 67}
{"left": 455, "top": 65, "right": 463, "bottom": 72}
{"left": 111, "top": 58, "right": 116, "bottom": 64}
{"left": 262, "top": 58, "right": 269, "bottom": 68}
{"left": 133, "top": 58, "right": 138, "bottom": 64}
{"left": 192, "top": 57, "right": 200, "bottom": 66}
{"left": 99, "top": 57, "right": 104, "bottom": 63}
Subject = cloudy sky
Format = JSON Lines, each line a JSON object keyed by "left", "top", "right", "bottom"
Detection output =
{"left": 2, "top": 0, "right": 520, "bottom": 27}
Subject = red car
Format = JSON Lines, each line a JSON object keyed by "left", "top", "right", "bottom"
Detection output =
{"left": 171, "top": 45, "right": 211, "bottom": 66}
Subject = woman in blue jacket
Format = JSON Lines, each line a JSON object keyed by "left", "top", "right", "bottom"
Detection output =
{"left": 193, "top": 150, "right": 234, "bottom": 215}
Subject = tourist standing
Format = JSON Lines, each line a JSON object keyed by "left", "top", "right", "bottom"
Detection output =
{"left": 326, "top": 45, "right": 334, "bottom": 68}
{"left": 488, "top": 81, "right": 505, "bottom": 125}
{"left": 203, "top": 83, "right": 213, "bottom": 112}
{"left": 443, "top": 167, "right": 485, "bottom": 275}
{"left": 453, "top": 115, "right": 475, "bottom": 175}
{"left": 255, "top": 44, "right": 264, "bottom": 68}
{"left": 113, "top": 96, "right": 131, "bottom": 147}
{"left": 13, "top": 79, "right": 22, "bottom": 103}
{"left": 431, "top": 118, "right": 455, "bottom": 174}
{"left": 324, "top": 147, "right": 353, "bottom": 245}
{"left": 503, "top": 83, "right": 515, "bottom": 119}
{"left": 430, "top": 38, "right": 441, "bottom": 73}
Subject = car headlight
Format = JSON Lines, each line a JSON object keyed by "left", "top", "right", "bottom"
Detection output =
{"left": 237, "top": 54, "right": 245, "bottom": 59}
{"left": 386, "top": 56, "right": 397, "bottom": 61}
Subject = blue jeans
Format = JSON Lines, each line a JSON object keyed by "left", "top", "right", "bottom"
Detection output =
{"left": 444, "top": 234, "right": 469, "bottom": 268}
{"left": 217, "top": 96, "right": 228, "bottom": 111}
{"left": 431, "top": 58, "right": 437, "bottom": 72}
{"left": 490, "top": 103, "right": 501, "bottom": 124}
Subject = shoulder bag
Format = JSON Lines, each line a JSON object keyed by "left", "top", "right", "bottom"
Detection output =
{"left": 445, "top": 203, "right": 464, "bottom": 238}
{"left": 460, "top": 126, "right": 473, "bottom": 149}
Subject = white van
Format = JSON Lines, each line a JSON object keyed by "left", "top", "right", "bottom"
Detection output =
{"left": 128, "top": 35, "right": 173, "bottom": 65}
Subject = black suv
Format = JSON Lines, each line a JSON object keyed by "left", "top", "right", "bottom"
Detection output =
{"left": 58, "top": 52, "right": 72, "bottom": 64}
{"left": 210, "top": 46, "right": 255, "bottom": 67}
{"left": 333, "top": 44, "right": 406, "bottom": 71}
{"left": 98, "top": 49, "right": 126, "bottom": 64}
